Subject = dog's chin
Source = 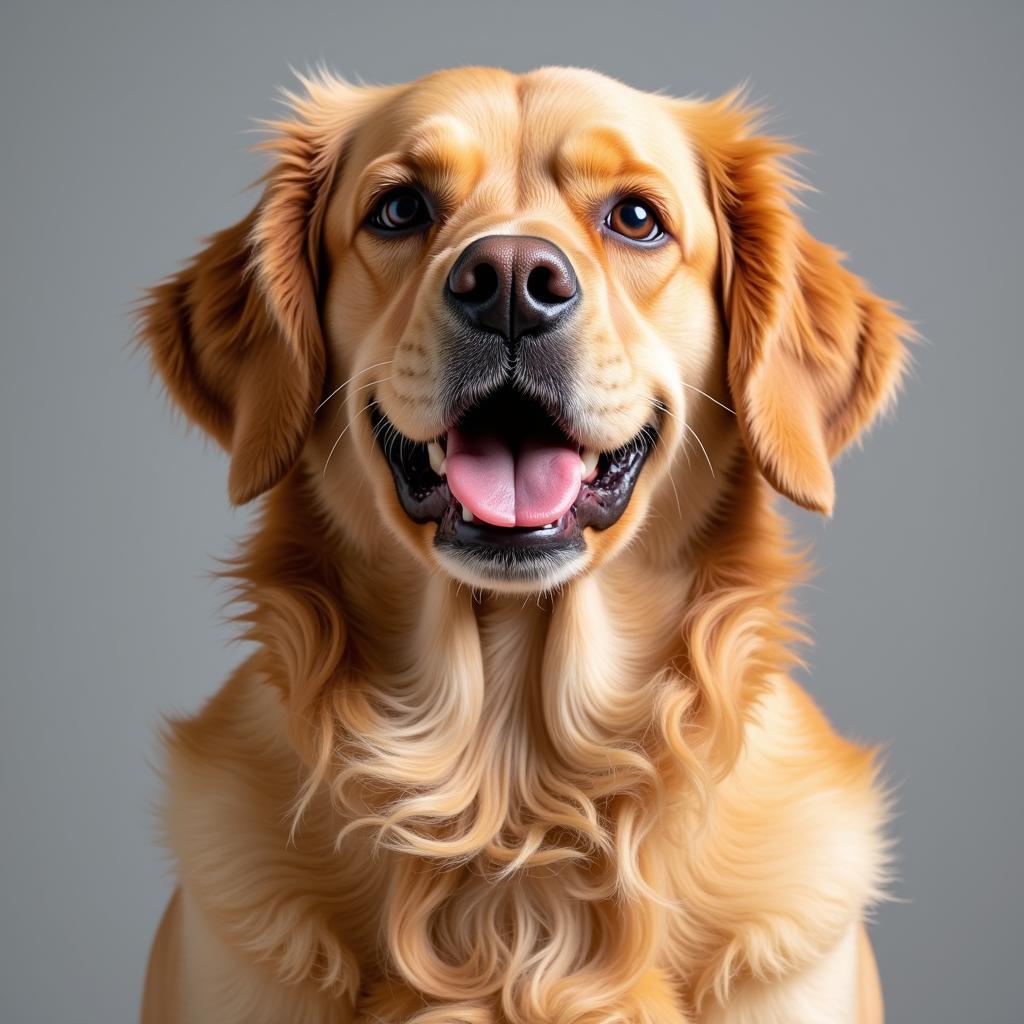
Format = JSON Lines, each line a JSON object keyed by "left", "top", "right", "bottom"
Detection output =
{"left": 430, "top": 507, "right": 594, "bottom": 592}
{"left": 370, "top": 388, "right": 657, "bottom": 593}
{"left": 432, "top": 532, "right": 590, "bottom": 593}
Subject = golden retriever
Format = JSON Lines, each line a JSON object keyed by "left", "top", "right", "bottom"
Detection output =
{"left": 138, "top": 66, "right": 910, "bottom": 1023}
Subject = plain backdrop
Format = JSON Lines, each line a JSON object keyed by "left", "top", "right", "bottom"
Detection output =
{"left": 2, "top": 2, "right": 1022, "bottom": 1021}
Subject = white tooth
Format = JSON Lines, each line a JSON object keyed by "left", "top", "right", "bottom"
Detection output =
{"left": 462, "top": 505, "right": 474, "bottom": 523}
{"left": 581, "top": 449, "right": 599, "bottom": 477}
{"left": 428, "top": 441, "right": 446, "bottom": 476}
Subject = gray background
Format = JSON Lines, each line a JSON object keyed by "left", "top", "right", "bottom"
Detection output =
{"left": 2, "top": 1, "right": 1021, "bottom": 1021}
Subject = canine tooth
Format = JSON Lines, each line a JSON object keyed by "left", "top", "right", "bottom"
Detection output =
{"left": 462, "top": 505, "right": 474, "bottom": 523}
{"left": 427, "top": 441, "right": 446, "bottom": 476}
{"left": 581, "top": 449, "right": 599, "bottom": 477}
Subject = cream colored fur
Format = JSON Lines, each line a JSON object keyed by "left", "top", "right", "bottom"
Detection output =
{"left": 138, "top": 66, "right": 909, "bottom": 1022}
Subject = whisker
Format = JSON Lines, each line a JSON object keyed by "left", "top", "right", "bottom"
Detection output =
{"left": 678, "top": 433, "right": 694, "bottom": 472}
{"left": 679, "top": 380, "right": 735, "bottom": 416}
{"left": 666, "top": 460, "right": 683, "bottom": 519}
{"left": 369, "top": 413, "right": 392, "bottom": 460}
{"left": 322, "top": 397, "right": 378, "bottom": 478}
{"left": 650, "top": 397, "right": 675, "bottom": 422}
{"left": 330, "top": 375, "right": 394, "bottom": 429}
{"left": 641, "top": 408, "right": 685, "bottom": 518}
{"left": 315, "top": 359, "right": 393, "bottom": 414}
{"left": 644, "top": 395, "right": 716, "bottom": 478}
{"left": 349, "top": 375, "right": 393, "bottom": 398}
{"left": 339, "top": 418, "right": 391, "bottom": 512}
{"left": 682, "top": 422, "right": 715, "bottom": 478}
{"left": 385, "top": 421, "right": 402, "bottom": 466}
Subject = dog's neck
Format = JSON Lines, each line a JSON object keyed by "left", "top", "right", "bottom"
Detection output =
{"left": 234, "top": 461, "right": 804, "bottom": 876}
{"left": 220, "top": 463, "right": 811, "bottom": 1007}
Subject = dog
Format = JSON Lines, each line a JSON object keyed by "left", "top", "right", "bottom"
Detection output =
{"left": 138, "top": 66, "right": 910, "bottom": 1023}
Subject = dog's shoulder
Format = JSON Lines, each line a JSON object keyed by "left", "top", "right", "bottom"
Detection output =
{"left": 160, "top": 661, "right": 298, "bottom": 856}
{"left": 675, "top": 676, "right": 889, "bottom": 1009}
{"left": 157, "top": 662, "right": 382, "bottom": 1003}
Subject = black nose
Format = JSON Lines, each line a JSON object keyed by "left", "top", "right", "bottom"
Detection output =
{"left": 446, "top": 235, "right": 579, "bottom": 342}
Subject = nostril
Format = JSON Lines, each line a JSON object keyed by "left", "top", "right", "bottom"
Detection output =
{"left": 526, "top": 266, "right": 575, "bottom": 305}
{"left": 450, "top": 262, "right": 499, "bottom": 304}
{"left": 446, "top": 236, "right": 578, "bottom": 341}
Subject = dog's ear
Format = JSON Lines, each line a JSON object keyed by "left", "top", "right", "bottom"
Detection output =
{"left": 139, "top": 77, "right": 375, "bottom": 505}
{"left": 680, "top": 94, "right": 913, "bottom": 515}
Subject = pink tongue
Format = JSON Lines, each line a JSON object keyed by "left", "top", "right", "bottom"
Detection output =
{"left": 445, "top": 428, "right": 582, "bottom": 528}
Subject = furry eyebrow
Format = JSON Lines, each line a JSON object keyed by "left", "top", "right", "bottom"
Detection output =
{"left": 354, "top": 117, "right": 484, "bottom": 216}
{"left": 553, "top": 126, "right": 689, "bottom": 249}
{"left": 554, "top": 125, "right": 661, "bottom": 181}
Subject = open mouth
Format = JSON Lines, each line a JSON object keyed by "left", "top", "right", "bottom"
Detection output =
{"left": 372, "top": 387, "right": 656, "bottom": 574}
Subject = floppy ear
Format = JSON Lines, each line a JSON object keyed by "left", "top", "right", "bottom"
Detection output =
{"left": 139, "top": 76, "right": 372, "bottom": 505}
{"left": 681, "top": 94, "right": 913, "bottom": 515}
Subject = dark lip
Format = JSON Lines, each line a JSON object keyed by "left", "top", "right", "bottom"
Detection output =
{"left": 370, "top": 390, "right": 657, "bottom": 563}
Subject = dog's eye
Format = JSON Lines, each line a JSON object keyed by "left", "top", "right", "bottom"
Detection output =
{"left": 369, "top": 188, "right": 432, "bottom": 233}
{"left": 605, "top": 198, "right": 664, "bottom": 243}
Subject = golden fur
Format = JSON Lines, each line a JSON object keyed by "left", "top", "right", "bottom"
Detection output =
{"left": 139, "top": 67, "right": 910, "bottom": 1022}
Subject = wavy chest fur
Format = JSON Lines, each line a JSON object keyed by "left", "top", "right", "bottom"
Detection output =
{"left": 161, "top": 482, "right": 887, "bottom": 1022}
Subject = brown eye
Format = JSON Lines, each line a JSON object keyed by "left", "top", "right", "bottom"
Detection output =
{"left": 369, "top": 188, "right": 432, "bottom": 233}
{"left": 605, "top": 198, "right": 664, "bottom": 243}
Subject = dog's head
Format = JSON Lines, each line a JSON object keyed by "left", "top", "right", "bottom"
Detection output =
{"left": 141, "top": 67, "right": 910, "bottom": 592}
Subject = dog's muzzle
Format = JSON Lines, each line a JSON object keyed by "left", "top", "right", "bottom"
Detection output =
{"left": 370, "top": 234, "right": 657, "bottom": 583}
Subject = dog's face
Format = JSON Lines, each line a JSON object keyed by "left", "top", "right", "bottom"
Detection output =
{"left": 314, "top": 68, "right": 722, "bottom": 590}
{"left": 142, "top": 68, "right": 908, "bottom": 593}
